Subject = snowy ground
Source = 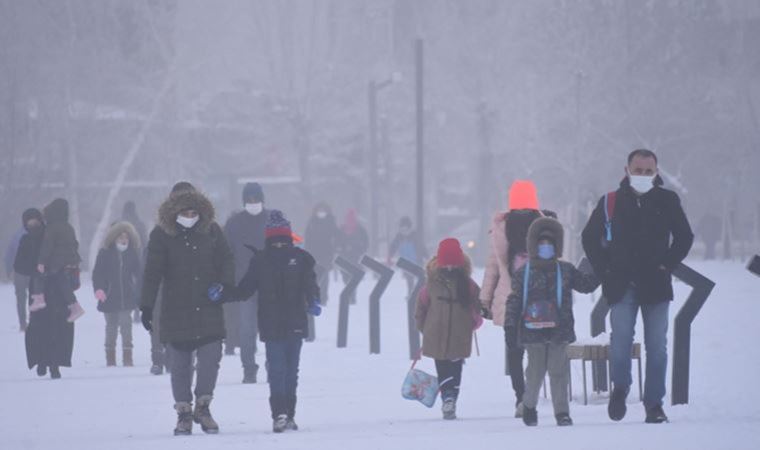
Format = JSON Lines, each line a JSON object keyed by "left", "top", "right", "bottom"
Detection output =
{"left": 1, "top": 260, "right": 759, "bottom": 450}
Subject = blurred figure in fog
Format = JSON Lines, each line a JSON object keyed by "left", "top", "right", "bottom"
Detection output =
{"left": 7, "top": 221, "right": 28, "bottom": 331}
{"left": 388, "top": 216, "right": 428, "bottom": 295}
{"left": 122, "top": 200, "right": 148, "bottom": 323}
{"left": 304, "top": 202, "right": 339, "bottom": 305}
{"left": 337, "top": 209, "right": 369, "bottom": 303}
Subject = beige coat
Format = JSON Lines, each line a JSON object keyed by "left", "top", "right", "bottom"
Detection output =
{"left": 480, "top": 212, "right": 513, "bottom": 326}
{"left": 415, "top": 256, "right": 480, "bottom": 360}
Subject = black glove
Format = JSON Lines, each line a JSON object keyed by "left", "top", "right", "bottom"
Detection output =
{"left": 480, "top": 306, "right": 493, "bottom": 320}
{"left": 140, "top": 307, "right": 153, "bottom": 332}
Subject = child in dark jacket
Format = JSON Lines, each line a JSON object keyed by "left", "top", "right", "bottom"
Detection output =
{"left": 92, "top": 222, "right": 142, "bottom": 367}
{"left": 33, "top": 198, "right": 85, "bottom": 322}
{"left": 234, "top": 210, "right": 320, "bottom": 433}
{"left": 505, "top": 217, "right": 599, "bottom": 427}
{"left": 415, "top": 238, "right": 482, "bottom": 420}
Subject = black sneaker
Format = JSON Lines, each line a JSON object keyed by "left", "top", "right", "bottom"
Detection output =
{"left": 555, "top": 413, "right": 573, "bottom": 426}
{"left": 608, "top": 386, "right": 629, "bottom": 421}
{"left": 522, "top": 406, "right": 538, "bottom": 426}
{"left": 645, "top": 405, "right": 669, "bottom": 424}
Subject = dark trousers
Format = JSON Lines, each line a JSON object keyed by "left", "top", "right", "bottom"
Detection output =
{"left": 435, "top": 359, "right": 464, "bottom": 401}
{"left": 150, "top": 296, "right": 168, "bottom": 368}
{"left": 166, "top": 339, "right": 222, "bottom": 403}
{"left": 505, "top": 330, "right": 526, "bottom": 405}
{"left": 265, "top": 335, "right": 303, "bottom": 419}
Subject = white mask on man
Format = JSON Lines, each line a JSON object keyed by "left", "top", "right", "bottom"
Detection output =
{"left": 628, "top": 170, "right": 656, "bottom": 194}
{"left": 245, "top": 202, "right": 264, "bottom": 216}
{"left": 176, "top": 215, "right": 199, "bottom": 229}
{"left": 316, "top": 211, "right": 328, "bottom": 219}
{"left": 116, "top": 242, "right": 129, "bottom": 252}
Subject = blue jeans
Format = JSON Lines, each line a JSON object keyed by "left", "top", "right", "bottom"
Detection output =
{"left": 610, "top": 287, "right": 669, "bottom": 408}
{"left": 238, "top": 295, "right": 259, "bottom": 370}
{"left": 265, "top": 336, "right": 303, "bottom": 419}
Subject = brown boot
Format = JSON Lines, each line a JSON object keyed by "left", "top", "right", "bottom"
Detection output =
{"left": 123, "top": 349, "right": 134, "bottom": 367}
{"left": 174, "top": 402, "right": 193, "bottom": 436}
{"left": 106, "top": 349, "right": 116, "bottom": 367}
{"left": 193, "top": 395, "right": 219, "bottom": 434}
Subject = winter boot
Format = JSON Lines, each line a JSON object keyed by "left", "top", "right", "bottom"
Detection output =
{"left": 273, "top": 414, "right": 288, "bottom": 433}
{"left": 522, "top": 406, "right": 538, "bottom": 426}
{"left": 442, "top": 398, "right": 457, "bottom": 420}
{"left": 285, "top": 395, "right": 298, "bottom": 429}
{"left": 150, "top": 364, "right": 164, "bottom": 375}
{"left": 123, "top": 349, "right": 134, "bottom": 367}
{"left": 174, "top": 402, "right": 193, "bottom": 436}
{"left": 106, "top": 349, "right": 117, "bottom": 367}
{"left": 193, "top": 395, "right": 219, "bottom": 434}
{"left": 49, "top": 366, "right": 61, "bottom": 379}
{"left": 29, "top": 294, "right": 47, "bottom": 312}
{"left": 242, "top": 365, "right": 258, "bottom": 384}
{"left": 36, "top": 365, "right": 47, "bottom": 377}
{"left": 645, "top": 405, "right": 669, "bottom": 424}
{"left": 285, "top": 418, "right": 299, "bottom": 431}
{"left": 515, "top": 401, "right": 525, "bottom": 418}
{"left": 555, "top": 413, "right": 573, "bottom": 426}
{"left": 66, "top": 301, "right": 85, "bottom": 323}
{"left": 608, "top": 386, "right": 629, "bottom": 422}
{"left": 224, "top": 344, "right": 235, "bottom": 356}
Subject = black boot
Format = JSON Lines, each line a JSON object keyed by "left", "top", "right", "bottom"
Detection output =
{"left": 242, "top": 365, "right": 258, "bottom": 384}
{"left": 645, "top": 405, "right": 669, "bottom": 424}
{"left": 522, "top": 406, "right": 538, "bottom": 426}
{"left": 36, "top": 365, "right": 47, "bottom": 377}
{"left": 608, "top": 386, "right": 629, "bottom": 422}
{"left": 555, "top": 413, "right": 573, "bottom": 426}
{"left": 49, "top": 366, "right": 61, "bottom": 379}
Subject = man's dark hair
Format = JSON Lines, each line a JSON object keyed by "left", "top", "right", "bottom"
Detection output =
{"left": 628, "top": 149, "right": 658, "bottom": 165}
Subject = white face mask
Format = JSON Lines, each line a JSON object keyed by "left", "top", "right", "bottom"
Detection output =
{"left": 316, "top": 211, "right": 327, "bottom": 219}
{"left": 628, "top": 170, "right": 656, "bottom": 194}
{"left": 176, "top": 215, "right": 199, "bottom": 229}
{"left": 245, "top": 202, "right": 263, "bottom": 216}
{"left": 116, "top": 242, "right": 129, "bottom": 252}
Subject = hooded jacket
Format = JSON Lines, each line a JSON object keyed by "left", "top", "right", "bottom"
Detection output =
{"left": 92, "top": 222, "right": 142, "bottom": 313}
{"left": 415, "top": 255, "right": 481, "bottom": 360}
{"left": 140, "top": 189, "right": 235, "bottom": 344}
{"left": 14, "top": 209, "right": 45, "bottom": 277}
{"left": 38, "top": 199, "right": 81, "bottom": 273}
{"left": 504, "top": 218, "right": 599, "bottom": 346}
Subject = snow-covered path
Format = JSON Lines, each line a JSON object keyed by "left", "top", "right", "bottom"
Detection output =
{"left": 2, "top": 261, "right": 758, "bottom": 450}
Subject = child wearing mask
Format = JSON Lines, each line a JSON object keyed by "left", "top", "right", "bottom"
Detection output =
{"left": 92, "top": 222, "right": 142, "bottom": 367}
{"left": 504, "top": 217, "right": 599, "bottom": 427}
{"left": 415, "top": 238, "right": 482, "bottom": 420}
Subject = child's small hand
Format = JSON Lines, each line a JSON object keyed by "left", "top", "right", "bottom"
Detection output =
{"left": 94, "top": 289, "right": 107, "bottom": 302}
{"left": 308, "top": 298, "right": 322, "bottom": 316}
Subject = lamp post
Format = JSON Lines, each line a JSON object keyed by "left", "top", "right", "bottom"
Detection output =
{"left": 368, "top": 72, "right": 401, "bottom": 256}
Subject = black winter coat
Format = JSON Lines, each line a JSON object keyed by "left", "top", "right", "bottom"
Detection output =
{"left": 140, "top": 190, "right": 235, "bottom": 344}
{"left": 236, "top": 241, "right": 319, "bottom": 342}
{"left": 581, "top": 179, "right": 694, "bottom": 305}
{"left": 14, "top": 229, "right": 44, "bottom": 277}
{"left": 304, "top": 215, "right": 340, "bottom": 267}
{"left": 92, "top": 247, "right": 141, "bottom": 313}
{"left": 337, "top": 225, "right": 369, "bottom": 263}
{"left": 224, "top": 209, "right": 269, "bottom": 282}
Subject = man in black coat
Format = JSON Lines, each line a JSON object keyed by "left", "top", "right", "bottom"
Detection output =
{"left": 223, "top": 182, "right": 269, "bottom": 382}
{"left": 582, "top": 149, "right": 693, "bottom": 424}
{"left": 235, "top": 210, "right": 320, "bottom": 433}
{"left": 140, "top": 183, "right": 235, "bottom": 436}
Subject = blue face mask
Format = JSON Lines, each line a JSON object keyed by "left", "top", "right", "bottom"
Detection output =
{"left": 537, "top": 243, "right": 555, "bottom": 260}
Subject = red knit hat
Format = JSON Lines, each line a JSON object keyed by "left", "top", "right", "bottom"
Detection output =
{"left": 508, "top": 180, "right": 540, "bottom": 211}
{"left": 437, "top": 238, "right": 466, "bottom": 267}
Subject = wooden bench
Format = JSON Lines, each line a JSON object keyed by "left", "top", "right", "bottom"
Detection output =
{"left": 567, "top": 343, "right": 642, "bottom": 405}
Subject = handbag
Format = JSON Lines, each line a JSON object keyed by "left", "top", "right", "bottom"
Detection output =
{"left": 401, "top": 352, "right": 439, "bottom": 408}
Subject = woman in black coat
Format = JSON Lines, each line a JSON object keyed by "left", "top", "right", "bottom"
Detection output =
{"left": 19, "top": 208, "right": 74, "bottom": 379}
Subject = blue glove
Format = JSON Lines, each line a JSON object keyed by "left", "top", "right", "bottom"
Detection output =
{"left": 308, "top": 298, "right": 322, "bottom": 316}
{"left": 208, "top": 283, "right": 225, "bottom": 302}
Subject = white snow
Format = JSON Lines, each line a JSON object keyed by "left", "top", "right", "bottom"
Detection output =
{"left": 1, "top": 261, "right": 759, "bottom": 449}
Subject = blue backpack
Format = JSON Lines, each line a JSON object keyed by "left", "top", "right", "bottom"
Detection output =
{"left": 522, "top": 261, "right": 563, "bottom": 330}
{"left": 602, "top": 191, "right": 617, "bottom": 247}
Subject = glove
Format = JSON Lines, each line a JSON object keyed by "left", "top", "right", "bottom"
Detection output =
{"left": 95, "top": 289, "right": 107, "bottom": 302}
{"left": 307, "top": 298, "right": 322, "bottom": 316}
{"left": 480, "top": 306, "right": 493, "bottom": 320}
{"left": 208, "top": 283, "right": 225, "bottom": 302}
{"left": 140, "top": 307, "right": 153, "bottom": 332}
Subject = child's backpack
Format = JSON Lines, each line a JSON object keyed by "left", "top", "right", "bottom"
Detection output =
{"left": 522, "top": 261, "right": 563, "bottom": 330}
{"left": 401, "top": 354, "right": 439, "bottom": 408}
{"left": 602, "top": 191, "right": 617, "bottom": 248}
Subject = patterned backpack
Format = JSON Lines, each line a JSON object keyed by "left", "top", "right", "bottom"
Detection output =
{"left": 521, "top": 261, "right": 563, "bottom": 330}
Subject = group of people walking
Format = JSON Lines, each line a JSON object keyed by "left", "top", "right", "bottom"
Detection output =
{"left": 414, "top": 149, "right": 693, "bottom": 427}
{"left": 9, "top": 148, "right": 694, "bottom": 434}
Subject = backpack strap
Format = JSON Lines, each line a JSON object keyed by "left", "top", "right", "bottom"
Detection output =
{"left": 603, "top": 191, "right": 617, "bottom": 242}
{"left": 522, "top": 261, "right": 563, "bottom": 310}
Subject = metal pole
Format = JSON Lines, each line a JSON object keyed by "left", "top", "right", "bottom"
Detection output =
{"left": 369, "top": 81, "right": 379, "bottom": 257}
{"left": 415, "top": 37, "right": 425, "bottom": 244}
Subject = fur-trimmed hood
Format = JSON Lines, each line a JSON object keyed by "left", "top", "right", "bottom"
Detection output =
{"left": 426, "top": 254, "right": 473, "bottom": 279}
{"left": 157, "top": 189, "right": 216, "bottom": 236}
{"left": 102, "top": 221, "right": 141, "bottom": 250}
{"left": 527, "top": 217, "right": 564, "bottom": 259}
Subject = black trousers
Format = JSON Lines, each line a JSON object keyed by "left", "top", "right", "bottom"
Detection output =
{"left": 435, "top": 359, "right": 464, "bottom": 401}
{"left": 505, "top": 330, "right": 526, "bottom": 405}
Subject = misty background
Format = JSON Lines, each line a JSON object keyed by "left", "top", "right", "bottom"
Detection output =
{"left": 1, "top": 0, "right": 759, "bottom": 273}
